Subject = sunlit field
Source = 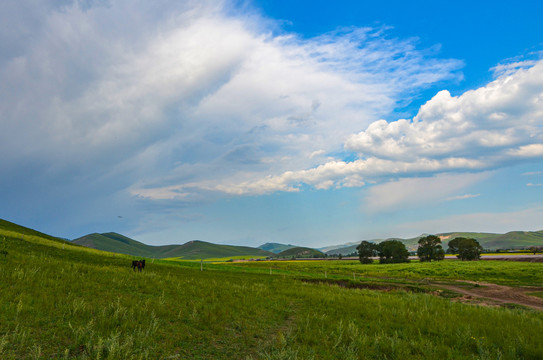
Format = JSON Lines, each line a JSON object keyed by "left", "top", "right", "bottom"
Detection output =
{"left": 222, "top": 259, "right": 543, "bottom": 286}
{"left": 1, "top": 230, "right": 542, "bottom": 359}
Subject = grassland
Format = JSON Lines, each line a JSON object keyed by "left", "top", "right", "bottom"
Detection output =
{"left": 225, "top": 259, "right": 543, "bottom": 286}
{"left": 1, "top": 223, "right": 543, "bottom": 359}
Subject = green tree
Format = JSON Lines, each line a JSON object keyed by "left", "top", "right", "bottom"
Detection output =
{"left": 417, "top": 235, "right": 445, "bottom": 262}
{"left": 447, "top": 237, "right": 483, "bottom": 260}
{"left": 377, "top": 240, "right": 410, "bottom": 264}
{"left": 529, "top": 246, "right": 540, "bottom": 255}
{"left": 356, "top": 241, "right": 376, "bottom": 264}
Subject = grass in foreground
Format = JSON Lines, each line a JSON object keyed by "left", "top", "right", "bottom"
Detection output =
{"left": 0, "top": 232, "right": 542, "bottom": 359}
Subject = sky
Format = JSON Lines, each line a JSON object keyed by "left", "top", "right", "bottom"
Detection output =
{"left": 1, "top": 0, "right": 542, "bottom": 247}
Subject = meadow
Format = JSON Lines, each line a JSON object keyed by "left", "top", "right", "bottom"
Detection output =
{"left": 224, "top": 259, "right": 543, "bottom": 286}
{"left": 1, "top": 229, "right": 543, "bottom": 359}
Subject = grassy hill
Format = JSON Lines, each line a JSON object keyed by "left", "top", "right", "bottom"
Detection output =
{"left": 275, "top": 246, "right": 325, "bottom": 258}
{"left": 73, "top": 232, "right": 157, "bottom": 257}
{"left": 1, "top": 218, "right": 543, "bottom": 358}
{"left": 0, "top": 218, "right": 71, "bottom": 245}
{"left": 326, "top": 231, "right": 543, "bottom": 255}
{"left": 159, "top": 240, "right": 274, "bottom": 260}
{"left": 258, "top": 242, "right": 298, "bottom": 253}
{"left": 441, "top": 230, "right": 543, "bottom": 249}
{"left": 73, "top": 233, "right": 273, "bottom": 260}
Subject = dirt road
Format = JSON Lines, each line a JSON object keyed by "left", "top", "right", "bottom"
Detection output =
{"left": 431, "top": 281, "right": 543, "bottom": 311}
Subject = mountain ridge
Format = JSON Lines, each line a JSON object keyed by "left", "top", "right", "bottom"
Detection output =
{"left": 325, "top": 230, "right": 543, "bottom": 255}
{"left": 72, "top": 232, "right": 274, "bottom": 259}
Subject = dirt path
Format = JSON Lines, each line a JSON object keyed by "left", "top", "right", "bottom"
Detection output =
{"left": 430, "top": 281, "right": 543, "bottom": 311}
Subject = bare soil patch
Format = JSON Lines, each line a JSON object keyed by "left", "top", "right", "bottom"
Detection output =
{"left": 430, "top": 281, "right": 543, "bottom": 311}
{"left": 302, "top": 278, "right": 543, "bottom": 311}
{"left": 482, "top": 256, "right": 543, "bottom": 262}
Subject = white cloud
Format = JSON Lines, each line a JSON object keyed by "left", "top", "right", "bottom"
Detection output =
{"left": 0, "top": 0, "right": 462, "bottom": 201}
{"left": 394, "top": 207, "right": 543, "bottom": 235}
{"left": 362, "top": 173, "right": 489, "bottom": 214}
{"left": 445, "top": 193, "right": 480, "bottom": 201}
{"left": 346, "top": 60, "right": 543, "bottom": 162}
{"left": 181, "top": 59, "right": 543, "bottom": 197}
{"left": 132, "top": 157, "right": 485, "bottom": 198}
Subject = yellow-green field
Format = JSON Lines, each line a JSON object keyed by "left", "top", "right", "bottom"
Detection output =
{"left": 1, "top": 228, "right": 542, "bottom": 359}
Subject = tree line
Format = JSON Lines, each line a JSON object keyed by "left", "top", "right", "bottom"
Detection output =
{"left": 356, "top": 236, "right": 483, "bottom": 264}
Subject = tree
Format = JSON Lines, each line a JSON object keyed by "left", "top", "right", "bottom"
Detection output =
{"left": 376, "top": 240, "right": 410, "bottom": 264}
{"left": 356, "top": 241, "right": 376, "bottom": 264}
{"left": 529, "top": 246, "right": 541, "bottom": 255}
{"left": 447, "top": 237, "right": 483, "bottom": 261}
{"left": 417, "top": 235, "right": 445, "bottom": 262}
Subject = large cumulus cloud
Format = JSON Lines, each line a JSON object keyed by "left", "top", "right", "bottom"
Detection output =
{"left": 0, "top": 0, "right": 464, "bottom": 234}
{"left": 177, "top": 59, "right": 543, "bottom": 198}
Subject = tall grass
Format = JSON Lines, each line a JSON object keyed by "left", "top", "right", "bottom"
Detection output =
{"left": 0, "top": 234, "right": 542, "bottom": 359}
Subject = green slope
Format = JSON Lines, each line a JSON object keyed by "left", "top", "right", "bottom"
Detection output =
{"left": 328, "top": 230, "right": 543, "bottom": 255}
{"left": 258, "top": 242, "right": 298, "bottom": 254}
{"left": 73, "top": 233, "right": 157, "bottom": 257}
{"left": 73, "top": 232, "right": 274, "bottom": 259}
{"left": 0, "top": 218, "right": 71, "bottom": 245}
{"left": 276, "top": 246, "right": 324, "bottom": 258}
{"left": 159, "top": 240, "right": 274, "bottom": 260}
{"left": 439, "top": 231, "right": 543, "bottom": 249}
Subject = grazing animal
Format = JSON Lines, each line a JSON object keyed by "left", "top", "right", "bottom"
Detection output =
{"left": 132, "top": 259, "right": 145, "bottom": 272}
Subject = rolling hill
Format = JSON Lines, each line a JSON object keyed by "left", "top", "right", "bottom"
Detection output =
{"left": 72, "top": 232, "right": 274, "bottom": 259}
{"left": 325, "top": 230, "right": 543, "bottom": 255}
{"left": 72, "top": 232, "right": 157, "bottom": 257}
{"left": 258, "top": 242, "right": 298, "bottom": 253}
{"left": 275, "top": 246, "right": 325, "bottom": 258}
{"left": 0, "top": 218, "right": 71, "bottom": 245}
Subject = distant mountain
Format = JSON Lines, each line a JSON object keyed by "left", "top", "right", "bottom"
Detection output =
{"left": 73, "top": 232, "right": 274, "bottom": 259}
{"left": 318, "top": 241, "right": 362, "bottom": 253}
{"left": 439, "top": 231, "right": 543, "bottom": 250}
{"left": 258, "top": 242, "right": 298, "bottom": 254}
{"left": 325, "top": 244, "right": 359, "bottom": 256}
{"left": 325, "top": 230, "right": 543, "bottom": 255}
{"left": 276, "top": 247, "right": 325, "bottom": 258}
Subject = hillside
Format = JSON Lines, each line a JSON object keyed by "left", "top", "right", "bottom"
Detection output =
{"left": 0, "top": 218, "right": 71, "bottom": 245}
{"left": 276, "top": 246, "right": 325, "bottom": 258}
{"left": 158, "top": 240, "right": 274, "bottom": 260}
{"left": 73, "top": 232, "right": 157, "bottom": 257}
{"left": 73, "top": 232, "right": 273, "bottom": 259}
{"left": 318, "top": 241, "right": 361, "bottom": 253}
{"left": 326, "top": 230, "right": 543, "bottom": 255}
{"left": 258, "top": 242, "right": 298, "bottom": 253}
{"left": 441, "top": 230, "right": 543, "bottom": 249}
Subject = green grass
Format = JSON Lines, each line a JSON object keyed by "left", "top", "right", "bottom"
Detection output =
{"left": 527, "top": 291, "right": 543, "bottom": 299}
{"left": 227, "top": 259, "right": 543, "bottom": 286}
{"left": 1, "top": 227, "right": 543, "bottom": 359}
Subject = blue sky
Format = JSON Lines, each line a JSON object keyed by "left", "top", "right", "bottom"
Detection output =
{"left": 1, "top": 0, "right": 542, "bottom": 247}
